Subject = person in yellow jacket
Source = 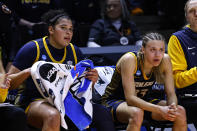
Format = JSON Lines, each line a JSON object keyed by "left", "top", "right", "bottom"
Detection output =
{"left": 168, "top": 0, "right": 197, "bottom": 128}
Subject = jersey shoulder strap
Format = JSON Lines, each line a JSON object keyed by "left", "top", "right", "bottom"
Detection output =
{"left": 70, "top": 43, "right": 77, "bottom": 65}
{"left": 32, "top": 40, "right": 40, "bottom": 63}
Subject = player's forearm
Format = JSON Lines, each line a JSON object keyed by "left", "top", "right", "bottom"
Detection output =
{"left": 126, "top": 95, "right": 161, "bottom": 114}
{"left": 166, "top": 93, "right": 178, "bottom": 106}
{"left": 9, "top": 68, "right": 31, "bottom": 89}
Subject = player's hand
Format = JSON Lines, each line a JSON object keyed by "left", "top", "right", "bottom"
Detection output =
{"left": 0, "top": 74, "right": 11, "bottom": 89}
{"left": 167, "top": 102, "right": 177, "bottom": 121}
{"left": 159, "top": 105, "right": 177, "bottom": 121}
{"left": 85, "top": 69, "right": 98, "bottom": 83}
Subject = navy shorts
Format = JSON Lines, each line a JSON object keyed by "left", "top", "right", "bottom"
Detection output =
{"left": 103, "top": 98, "right": 161, "bottom": 122}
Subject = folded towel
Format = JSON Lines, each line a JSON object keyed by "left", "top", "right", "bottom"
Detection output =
{"left": 31, "top": 60, "right": 93, "bottom": 130}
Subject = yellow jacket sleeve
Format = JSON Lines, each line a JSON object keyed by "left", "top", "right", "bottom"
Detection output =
{"left": 168, "top": 35, "right": 197, "bottom": 88}
{"left": 0, "top": 88, "right": 8, "bottom": 103}
{"left": 0, "top": 48, "right": 7, "bottom": 103}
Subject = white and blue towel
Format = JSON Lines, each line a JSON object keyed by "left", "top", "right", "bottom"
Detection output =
{"left": 31, "top": 60, "right": 94, "bottom": 130}
{"left": 94, "top": 66, "right": 115, "bottom": 96}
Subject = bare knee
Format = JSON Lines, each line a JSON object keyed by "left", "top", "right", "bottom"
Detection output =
{"left": 128, "top": 108, "right": 144, "bottom": 127}
{"left": 176, "top": 105, "right": 187, "bottom": 123}
{"left": 44, "top": 109, "right": 61, "bottom": 128}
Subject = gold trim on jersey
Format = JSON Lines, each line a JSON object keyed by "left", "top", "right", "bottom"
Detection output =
{"left": 33, "top": 40, "right": 40, "bottom": 63}
{"left": 140, "top": 60, "right": 153, "bottom": 80}
{"left": 149, "top": 98, "right": 159, "bottom": 103}
{"left": 116, "top": 52, "right": 138, "bottom": 74}
{"left": 111, "top": 108, "right": 114, "bottom": 120}
{"left": 25, "top": 104, "right": 30, "bottom": 113}
{"left": 115, "top": 66, "right": 120, "bottom": 73}
{"left": 115, "top": 52, "right": 152, "bottom": 80}
{"left": 186, "top": 24, "right": 191, "bottom": 28}
{"left": 33, "top": 36, "right": 78, "bottom": 64}
{"left": 25, "top": 98, "right": 44, "bottom": 113}
{"left": 70, "top": 43, "right": 77, "bottom": 65}
{"left": 43, "top": 36, "right": 67, "bottom": 63}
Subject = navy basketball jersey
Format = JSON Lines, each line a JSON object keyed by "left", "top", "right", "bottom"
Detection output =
{"left": 102, "top": 52, "right": 155, "bottom": 102}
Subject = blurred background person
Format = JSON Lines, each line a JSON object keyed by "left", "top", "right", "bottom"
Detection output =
{"left": 0, "top": 2, "right": 21, "bottom": 71}
{"left": 4, "top": 0, "right": 60, "bottom": 45}
{"left": 87, "top": 0, "right": 141, "bottom": 47}
{"left": 128, "top": 0, "right": 144, "bottom": 16}
{"left": 58, "top": 0, "right": 102, "bottom": 47}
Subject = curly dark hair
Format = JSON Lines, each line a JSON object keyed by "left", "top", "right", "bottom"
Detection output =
{"left": 41, "top": 9, "right": 71, "bottom": 27}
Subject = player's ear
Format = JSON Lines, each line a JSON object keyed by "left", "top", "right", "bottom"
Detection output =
{"left": 141, "top": 46, "right": 145, "bottom": 54}
{"left": 48, "top": 26, "right": 54, "bottom": 34}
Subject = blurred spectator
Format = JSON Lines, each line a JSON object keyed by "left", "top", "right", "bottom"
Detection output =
{"left": 5, "top": 0, "right": 59, "bottom": 45}
{"left": 87, "top": 0, "right": 141, "bottom": 47}
{"left": 0, "top": 2, "right": 21, "bottom": 71}
{"left": 59, "top": 0, "right": 102, "bottom": 47}
{"left": 128, "top": 0, "right": 144, "bottom": 15}
{"left": 158, "top": 0, "right": 187, "bottom": 30}
{"left": 60, "top": 0, "right": 101, "bottom": 24}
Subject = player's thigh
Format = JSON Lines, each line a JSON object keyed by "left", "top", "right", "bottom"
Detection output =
{"left": 26, "top": 100, "right": 60, "bottom": 128}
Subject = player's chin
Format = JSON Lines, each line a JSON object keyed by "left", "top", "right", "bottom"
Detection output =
{"left": 152, "top": 59, "right": 162, "bottom": 66}
{"left": 152, "top": 62, "right": 161, "bottom": 67}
